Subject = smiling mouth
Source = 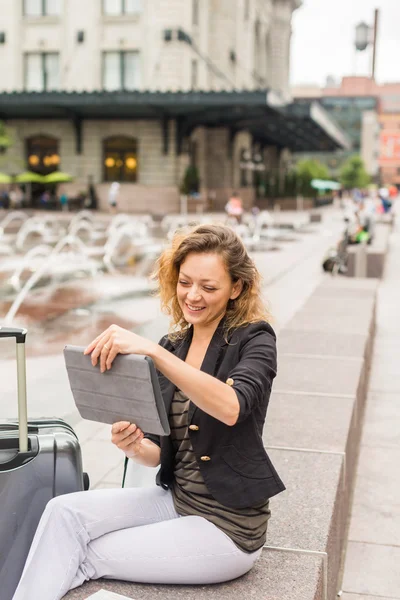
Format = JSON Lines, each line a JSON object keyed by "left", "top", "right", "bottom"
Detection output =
{"left": 185, "top": 303, "right": 205, "bottom": 312}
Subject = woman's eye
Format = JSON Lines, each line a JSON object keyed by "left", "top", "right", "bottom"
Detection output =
{"left": 179, "top": 280, "right": 189, "bottom": 285}
{"left": 203, "top": 287, "right": 216, "bottom": 292}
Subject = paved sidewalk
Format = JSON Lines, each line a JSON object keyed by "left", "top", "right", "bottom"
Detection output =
{"left": 341, "top": 207, "right": 400, "bottom": 599}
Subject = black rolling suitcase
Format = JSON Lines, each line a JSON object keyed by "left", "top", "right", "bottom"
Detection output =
{"left": 0, "top": 327, "right": 85, "bottom": 600}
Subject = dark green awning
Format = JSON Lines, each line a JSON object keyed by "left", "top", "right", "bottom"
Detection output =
{"left": 0, "top": 90, "right": 350, "bottom": 152}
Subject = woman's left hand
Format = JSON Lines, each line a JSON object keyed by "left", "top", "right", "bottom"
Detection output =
{"left": 84, "top": 325, "right": 157, "bottom": 373}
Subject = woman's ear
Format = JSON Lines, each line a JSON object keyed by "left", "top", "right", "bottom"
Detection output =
{"left": 230, "top": 279, "right": 243, "bottom": 300}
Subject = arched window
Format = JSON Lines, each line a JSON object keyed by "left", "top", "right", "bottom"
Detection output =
{"left": 103, "top": 136, "right": 138, "bottom": 182}
{"left": 26, "top": 135, "right": 60, "bottom": 174}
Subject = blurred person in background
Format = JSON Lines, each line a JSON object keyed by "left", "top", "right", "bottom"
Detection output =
{"left": 225, "top": 191, "right": 244, "bottom": 224}
{"left": 59, "top": 192, "right": 69, "bottom": 212}
{"left": 378, "top": 187, "right": 392, "bottom": 214}
{"left": 108, "top": 181, "right": 120, "bottom": 214}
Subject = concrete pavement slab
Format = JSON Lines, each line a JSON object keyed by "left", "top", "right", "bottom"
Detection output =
{"left": 265, "top": 392, "right": 355, "bottom": 454}
{"left": 368, "top": 360, "right": 400, "bottom": 393}
{"left": 342, "top": 541, "right": 400, "bottom": 598}
{"left": 284, "top": 310, "right": 374, "bottom": 335}
{"left": 94, "top": 462, "right": 125, "bottom": 488}
{"left": 360, "top": 391, "right": 400, "bottom": 449}
{"left": 347, "top": 446, "right": 400, "bottom": 546}
{"left": 72, "top": 420, "right": 108, "bottom": 445}
{"left": 267, "top": 449, "right": 343, "bottom": 551}
{"left": 274, "top": 355, "right": 363, "bottom": 397}
{"left": 372, "top": 334, "right": 400, "bottom": 356}
{"left": 312, "top": 278, "right": 379, "bottom": 294}
{"left": 62, "top": 549, "right": 324, "bottom": 600}
{"left": 298, "top": 296, "right": 375, "bottom": 316}
{"left": 277, "top": 329, "right": 369, "bottom": 359}
{"left": 79, "top": 440, "right": 124, "bottom": 489}
{"left": 0, "top": 354, "right": 76, "bottom": 419}
{"left": 267, "top": 448, "right": 344, "bottom": 598}
{"left": 342, "top": 595, "right": 400, "bottom": 600}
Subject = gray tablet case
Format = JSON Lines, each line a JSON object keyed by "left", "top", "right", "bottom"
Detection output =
{"left": 63, "top": 345, "right": 170, "bottom": 436}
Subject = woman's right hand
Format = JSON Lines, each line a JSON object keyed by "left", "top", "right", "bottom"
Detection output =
{"left": 111, "top": 421, "right": 144, "bottom": 459}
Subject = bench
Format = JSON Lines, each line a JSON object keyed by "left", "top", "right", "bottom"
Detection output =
{"left": 63, "top": 277, "right": 378, "bottom": 600}
{"left": 346, "top": 222, "right": 390, "bottom": 278}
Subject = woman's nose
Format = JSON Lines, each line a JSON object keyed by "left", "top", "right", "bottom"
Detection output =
{"left": 187, "top": 285, "right": 201, "bottom": 301}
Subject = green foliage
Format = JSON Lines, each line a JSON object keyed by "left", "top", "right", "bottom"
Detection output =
{"left": 295, "top": 159, "right": 330, "bottom": 197}
{"left": 181, "top": 165, "right": 200, "bottom": 195}
{"left": 0, "top": 121, "right": 23, "bottom": 172}
{"left": 0, "top": 121, "right": 12, "bottom": 150}
{"left": 339, "top": 155, "right": 370, "bottom": 189}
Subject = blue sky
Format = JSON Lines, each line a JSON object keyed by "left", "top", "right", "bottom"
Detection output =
{"left": 290, "top": 0, "right": 400, "bottom": 86}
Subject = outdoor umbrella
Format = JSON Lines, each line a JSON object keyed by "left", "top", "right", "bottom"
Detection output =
{"left": 15, "top": 171, "right": 46, "bottom": 183}
{"left": 43, "top": 171, "right": 74, "bottom": 184}
{"left": 310, "top": 179, "right": 341, "bottom": 191}
{"left": 0, "top": 173, "right": 12, "bottom": 184}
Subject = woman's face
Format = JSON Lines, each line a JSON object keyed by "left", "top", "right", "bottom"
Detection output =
{"left": 177, "top": 252, "right": 242, "bottom": 329}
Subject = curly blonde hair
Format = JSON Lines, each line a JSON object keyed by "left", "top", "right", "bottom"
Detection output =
{"left": 153, "top": 223, "right": 271, "bottom": 339}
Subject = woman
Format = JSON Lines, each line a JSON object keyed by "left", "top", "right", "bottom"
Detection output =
{"left": 12, "top": 224, "right": 285, "bottom": 600}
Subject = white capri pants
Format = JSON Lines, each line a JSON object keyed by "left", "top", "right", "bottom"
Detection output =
{"left": 12, "top": 486, "right": 262, "bottom": 600}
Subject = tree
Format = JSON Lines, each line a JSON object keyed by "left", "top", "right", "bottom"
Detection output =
{"left": 295, "top": 159, "right": 330, "bottom": 197}
{"left": 181, "top": 164, "right": 200, "bottom": 195}
{"left": 339, "top": 155, "right": 370, "bottom": 189}
{"left": 0, "top": 121, "right": 22, "bottom": 173}
{"left": 0, "top": 121, "right": 12, "bottom": 152}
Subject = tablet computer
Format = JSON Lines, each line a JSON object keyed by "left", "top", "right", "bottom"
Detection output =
{"left": 63, "top": 345, "right": 170, "bottom": 436}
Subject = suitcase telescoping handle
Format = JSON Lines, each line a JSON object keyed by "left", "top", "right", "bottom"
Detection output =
{"left": 0, "top": 327, "right": 28, "bottom": 452}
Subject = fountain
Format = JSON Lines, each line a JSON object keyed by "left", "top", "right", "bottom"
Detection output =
{"left": 4, "top": 234, "right": 99, "bottom": 325}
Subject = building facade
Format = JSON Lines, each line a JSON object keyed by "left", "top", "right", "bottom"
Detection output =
{"left": 293, "top": 76, "right": 400, "bottom": 186}
{"left": 0, "top": 0, "right": 348, "bottom": 212}
{"left": 377, "top": 95, "right": 400, "bottom": 186}
{"left": 0, "top": 0, "right": 298, "bottom": 94}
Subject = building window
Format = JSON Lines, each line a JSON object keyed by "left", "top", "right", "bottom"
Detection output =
{"left": 103, "top": 136, "right": 138, "bottom": 182}
{"left": 192, "top": 0, "right": 199, "bottom": 26}
{"left": 24, "top": 53, "right": 60, "bottom": 91}
{"left": 26, "top": 135, "right": 60, "bottom": 174}
{"left": 191, "top": 59, "right": 198, "bottom": 90}
{"left": 103, "top": 51, "right": 141, "bottom": 90}
{"left": 244, "top": 0, "right": 250, "bottom": 20}
{"left": 24, "top": 0, "right": 62, "bottom": 16}
{"left": 103, "top": 0, "right": 142, "bottom": 15}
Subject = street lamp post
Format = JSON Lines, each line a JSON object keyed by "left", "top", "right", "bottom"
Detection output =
{"left": 354, "top": 9, "right": 379, "bottom": 79}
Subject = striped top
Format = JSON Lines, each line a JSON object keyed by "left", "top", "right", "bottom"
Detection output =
{"left": 169, "top": 390, "right": 270, "bottom": 554}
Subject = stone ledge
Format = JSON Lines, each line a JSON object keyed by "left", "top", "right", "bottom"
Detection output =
{"left": 267, "top": 449, "right": 344, "bottom": 600}
{"left": 63, "top": 277, "right": 377, "bottom": 600}
{"left": 274, "top": 354, "right": 365, "bottom": 398}
{"left": 346, "top": 223, "right": 390, "bottom": 278}
{"left": 277, "top": 330, "right": 370, "bottom": 360}
{"left": 62, "top": 549, "right": 324, "bottom": 600}
{"left": 265, "top": 392, "right": 355, "bottom": 455}
{"left": 314, "top": 278, "right": 379, "bottom": 293}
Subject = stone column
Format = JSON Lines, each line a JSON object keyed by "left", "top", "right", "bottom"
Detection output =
{"left": 268, "top": 0, "right": 296, "bottom": 98}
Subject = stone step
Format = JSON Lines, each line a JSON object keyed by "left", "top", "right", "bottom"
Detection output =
{"left": 64, "top": 276, "right": 377, "bottom": 600}
{"left": 62, "top": 548, "right": 324, "bottom": 600}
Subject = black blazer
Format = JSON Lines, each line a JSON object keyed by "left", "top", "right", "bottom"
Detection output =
{"left": 145, "top": 319, "right": 285, "bottom": 509}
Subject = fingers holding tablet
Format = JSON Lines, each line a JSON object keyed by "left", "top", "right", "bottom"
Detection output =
{"left": 111, "top": 421, "right": 144, "bottom": 458}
